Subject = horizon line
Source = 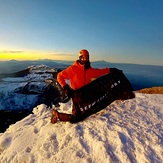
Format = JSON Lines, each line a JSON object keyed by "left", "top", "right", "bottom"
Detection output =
{"left": 0, "top": 59, "right": 163, "bottom": 67}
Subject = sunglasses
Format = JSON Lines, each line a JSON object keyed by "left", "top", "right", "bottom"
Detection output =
{"left": 80, "top": 55, "right": 89, "bottom": 60}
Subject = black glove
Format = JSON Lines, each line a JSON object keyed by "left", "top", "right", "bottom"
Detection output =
{"left": 110, "top": 68, "right": 122, "bottom": 74}
{"left": 63, "top": 84, "right": 73, "bottom": 97}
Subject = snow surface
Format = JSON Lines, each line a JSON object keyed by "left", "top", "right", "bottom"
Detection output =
{"left": 0, "top": 65, "right": 54, "bottom": 110}
{"left": 0, "top": 93, "right": 163, "bottom": 163}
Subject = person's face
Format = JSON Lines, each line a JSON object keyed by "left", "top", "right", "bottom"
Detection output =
{"left": 79, "top": 55, "right": 89, "bottom": 65}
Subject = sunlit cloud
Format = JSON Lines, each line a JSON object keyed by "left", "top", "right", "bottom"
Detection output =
{"left": 0, "top": 50, "right": 24, "bottom": 53}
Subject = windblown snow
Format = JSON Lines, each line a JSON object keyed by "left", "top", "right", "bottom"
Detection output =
{"left": 0, "top": 93, "right": 163, "bottom": 163}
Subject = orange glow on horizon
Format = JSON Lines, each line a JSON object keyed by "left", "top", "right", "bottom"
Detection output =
{"left": 0, "top": 51, "right": 77, "bottom": 61}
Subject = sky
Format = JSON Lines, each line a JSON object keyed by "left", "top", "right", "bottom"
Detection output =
{"left": 0, "top": 0, "right": 163, "bottom": 65}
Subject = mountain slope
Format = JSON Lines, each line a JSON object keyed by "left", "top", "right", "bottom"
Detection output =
{"left": 0, "top": 93, "right": 162, "bottom": 163}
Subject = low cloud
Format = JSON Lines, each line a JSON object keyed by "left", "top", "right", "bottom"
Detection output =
{"left": 0, "top": 50, "right": 24, "bottom": 53}
{"left": 49, "top": 53, "right": 76, "bottom": 57}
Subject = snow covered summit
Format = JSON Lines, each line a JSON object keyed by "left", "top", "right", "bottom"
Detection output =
{"left": 0, "top": 65, "right": 58, "bottom": 111}
{"left": 0, "top": 65, "right": 61, "bottom": 132}
{"left": 0, "top": 93, "right": 163, "bottom": 163}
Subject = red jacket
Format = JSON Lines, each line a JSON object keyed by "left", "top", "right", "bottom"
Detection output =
{"left": 57, "top": 60, "right": 110, "bottom": 90}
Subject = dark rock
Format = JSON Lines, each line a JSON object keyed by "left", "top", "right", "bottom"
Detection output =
{"left": 0, "top": 109, "right": 31, "bottom": 133}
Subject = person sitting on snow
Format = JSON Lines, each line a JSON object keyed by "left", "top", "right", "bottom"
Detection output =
{"left": 51, "top": 49, "right": 110, "bottom": 123}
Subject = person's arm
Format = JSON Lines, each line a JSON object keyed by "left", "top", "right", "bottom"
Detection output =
{"left": 93, "top": 67, "right": 110, "bottom": 77}
{"left": 57, "top": 66, "right": 73, "bottom": 88}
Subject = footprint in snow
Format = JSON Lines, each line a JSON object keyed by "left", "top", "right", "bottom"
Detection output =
{"left": 76, "top": 125, "right": 90, "bottom": 154}
{"left": 118, "top": 132, "right": 136, "bottom": 163}
{"left": 0, "top": 137, "right": 12, "bottom": 153}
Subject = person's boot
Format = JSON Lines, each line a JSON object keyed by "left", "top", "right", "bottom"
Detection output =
{"left": 51, "top": 109, "right": 71, "bottom": 124}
